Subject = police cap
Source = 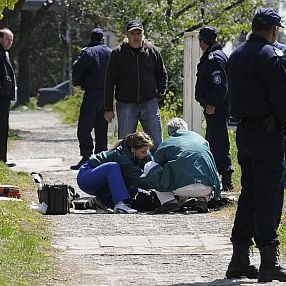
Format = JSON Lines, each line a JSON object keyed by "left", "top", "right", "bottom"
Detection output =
{"left": 90, "top": 28, "right": 104, "bottom": 43}
{"left": 252, "top": 7, "right": 284, "bottom": 28}
{"left": 199, "top": 26, "right": 218, "bottom": 45}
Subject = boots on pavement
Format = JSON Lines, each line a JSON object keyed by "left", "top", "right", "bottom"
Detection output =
{"left": 226, "top": 243, "right": 258, "bottom": 279}
{"left": 258, "top": 245, "right": 286, "bottom": 282}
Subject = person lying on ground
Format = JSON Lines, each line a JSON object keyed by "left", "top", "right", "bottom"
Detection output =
{"left": 141, "top": 117, "right": 222, "bottom": 214}
{"left": 77, "top": 132, "right": 153, "bottom": 213}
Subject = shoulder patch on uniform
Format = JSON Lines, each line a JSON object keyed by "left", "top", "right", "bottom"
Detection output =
{"left": 213, "top": 74, "right": 221, "bottom": 85}
{"left": 208, "top": 53, "right": 214, "bottom": 60}
{"left": 274, "top": 47, "right": 284, "bottom": 57}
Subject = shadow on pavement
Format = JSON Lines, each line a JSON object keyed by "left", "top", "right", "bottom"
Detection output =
{"left": 172, "top": 278, "right": 257, "bottom": 285}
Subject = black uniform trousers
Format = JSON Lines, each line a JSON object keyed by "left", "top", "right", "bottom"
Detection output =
{"left": 231, "top": 119, "right": 285, "bottom": 247}
{"left": 0, "top": 98, "right": 10, "bottom": 162}
{"left": 77, "top": 89, "right": 108, "bottom": 156}
{"left": 204, "top": 104, "right": 232, "bottom": 175}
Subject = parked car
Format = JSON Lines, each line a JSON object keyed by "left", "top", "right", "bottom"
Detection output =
{"left": 37, "top": 80, "right": 73, "bottom": 107}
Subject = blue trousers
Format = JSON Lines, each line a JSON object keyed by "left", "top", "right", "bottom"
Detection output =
{"left": 77, "top": 89, "right": 108, "bottom": 156}
{"left": 204, "top": 104, "right": 233, "bottom": 175}
{"left": 231, "top": 121, "right": 285, "bottom": 247}
{"left": 116, "top": 99, "right": 162, "bottom": 150}
{"left": 77, "top": 162, "right": 131, "bottom": 206}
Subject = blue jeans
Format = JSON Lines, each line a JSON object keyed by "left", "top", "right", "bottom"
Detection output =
{"left": 77, "top": 162, "right": 131, "bottom": 206}
{"left": 116, "top": 99, "right": 163, "bottom": 150}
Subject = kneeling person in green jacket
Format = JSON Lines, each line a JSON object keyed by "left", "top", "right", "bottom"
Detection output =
{"left": 141, "top": 118, "right": 222, "bottom": 213}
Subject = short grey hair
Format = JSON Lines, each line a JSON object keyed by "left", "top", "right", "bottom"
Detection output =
{"left": 167, "top": 117, "right": 188, "bottom": 135}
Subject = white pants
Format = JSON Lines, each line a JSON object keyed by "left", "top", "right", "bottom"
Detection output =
{"left": 155, "top": 184, "right": 213, "bottom": 205}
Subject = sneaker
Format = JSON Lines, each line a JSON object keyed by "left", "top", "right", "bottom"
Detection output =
{"left": 70, "top": 156, "right": 90, "bottom": 170}
{"left": 114, "top": 201, "right": 137, "bottom": 214}
{"left": 153, "top": 199, "right": 180, "bottom": 214}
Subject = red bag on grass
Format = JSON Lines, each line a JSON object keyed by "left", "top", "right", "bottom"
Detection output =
{"left": 0, "top": 185, "right": 21, "bottom": 198}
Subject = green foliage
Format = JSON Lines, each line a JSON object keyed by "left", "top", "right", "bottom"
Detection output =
{"left": 0, "top": 0, "right": 19, "bottom": 19}
{"left": 0, "top": 162, "right": 56, "bottom": 285}
{"left": 80, "top": 0, "right": 266, "bottom": 107}
{"left": 52, "top": 87, "right": 84, "bottom": 124}
{"left": 160, "top": 91, "right": 183, "bottom": 139}
{"left": 279, "top": 189, "right": 286, "bottom": 257}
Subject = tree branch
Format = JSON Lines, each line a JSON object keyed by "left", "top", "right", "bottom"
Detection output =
{"left": 173, "top": 0, "right": 246, "bottom": 41}
{"left": 11, "top": 0, "right": 56, "bottom": 57}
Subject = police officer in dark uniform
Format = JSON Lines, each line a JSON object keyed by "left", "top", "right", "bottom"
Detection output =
{"left": 226, "top": 7, "right": 286, "bottom": 282}
{"left": 195, "top": 26, "right": 234, "bottom": 191}
{"left": 70, "top": 28, "right": 111, "bottom": 170}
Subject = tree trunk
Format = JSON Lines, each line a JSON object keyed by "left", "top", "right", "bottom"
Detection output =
{"left": 17, "top": 10, "right": 31, "bottom": 105}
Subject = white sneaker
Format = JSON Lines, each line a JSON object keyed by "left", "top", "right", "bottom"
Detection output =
{"left": 114, "top": 201, "right": 137, "bottom": 214}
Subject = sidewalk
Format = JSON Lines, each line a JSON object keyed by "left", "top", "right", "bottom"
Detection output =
{"left": 8, "top": 109, "right": 280, "bottom": 286}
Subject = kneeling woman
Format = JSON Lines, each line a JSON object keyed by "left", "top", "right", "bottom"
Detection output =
{"left": 77, "top": 132, "right": 153, "bottom": 213}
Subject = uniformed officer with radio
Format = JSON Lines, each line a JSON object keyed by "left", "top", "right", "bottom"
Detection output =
{"left": 195, "top": 26, "right": 234, "bottom": 192}
{"left": 226, "top": 7, "right": 286, "bottom": 282}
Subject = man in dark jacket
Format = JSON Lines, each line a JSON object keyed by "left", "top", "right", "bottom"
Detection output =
{"left": 0, "top": 28, "right": 16, "bottom": 167}
{"left": 70, "top": 28, "right": 111, "bottom": 170}
{"left": 226, "top": 7, "right": 286, "bottom": 282}
{"left": 195, "top": 26, "right": 233, "bottom": 191}
{"left": 104, "top": 20, "right": 168, "bottom": 150}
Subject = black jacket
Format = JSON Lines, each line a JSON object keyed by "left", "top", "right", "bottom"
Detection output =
{"left": 228, "top": 34, "right": 286, "bottom": 128}
{"left": 195, "top": 43, "right": 229, "bottom": 109}
{"left": 0, "top": 46, "right": 15, "bottom": 100}
{"left": 72, "top": 43, "right": 111, "bottom": 90}
{"left": 104, "top": 40, "right": 168, "bottom": 111}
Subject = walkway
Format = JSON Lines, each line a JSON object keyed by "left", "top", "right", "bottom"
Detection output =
{"left": 8, "top": 109, "right": 280, "bottom": 285}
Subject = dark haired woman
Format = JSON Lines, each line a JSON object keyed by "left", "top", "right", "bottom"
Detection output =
{"left": 77, "top": 132, "right": 153, "bottom": 213}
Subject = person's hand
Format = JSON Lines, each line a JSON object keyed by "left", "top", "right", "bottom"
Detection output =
{"left": 205, "top": 105, "right": 215, "bottom": 115}
{"left": 104, "top": 111, "right": 114, "bottom": 123}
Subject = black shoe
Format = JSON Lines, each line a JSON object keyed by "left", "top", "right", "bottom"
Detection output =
{"left": 226, "top": 243, "right": 258, "bottom": 279}
{"left": 5, "top": 162, "right": 16, "bottom": 167}
{"left": 70, "top": 156, "right": 90, "bottom": 170}
{"left": 191, "top": 199, "right": 209, "bottom": 213}
{"left": 222, "top": 171, "right": 234, "bottom": 192}
{"left": 223, "top": 183, "right": 235, "bottom": 192}
{"left": 258, "top": 245, "right": 286, "bottom": 282}
{"left": 153, "top": 199, "right": 180, "bottom": 214}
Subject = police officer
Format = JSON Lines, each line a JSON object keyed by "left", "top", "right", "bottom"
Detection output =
{"left": 70, "top": 28, "right": 111, "bottom": 170}
{"left": 226, "top": 7, "right": 286, "bottom": 282}
{"left": 195, "top": 26, "right": 233, "bottom": 191}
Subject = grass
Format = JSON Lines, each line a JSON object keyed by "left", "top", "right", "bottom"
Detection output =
{"left": 0, "top": 162, "right": 57, "bottom": 286}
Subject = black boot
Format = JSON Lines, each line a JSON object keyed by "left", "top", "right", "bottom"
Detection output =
{"left": 222, "top": 171, "right": 234, "bottom": 192}
{"left": 70, "top": 155, "right": 90, "bottom": 170}
{"left": 258, "top": 245, "right": 286, "bottom": 282}
{"left": 226, "top": 243, "right": 258, "bottom": 279}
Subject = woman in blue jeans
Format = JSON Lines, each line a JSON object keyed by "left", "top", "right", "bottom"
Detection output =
{"left": 77, "top": 132, "right": 153, "bottom": 213}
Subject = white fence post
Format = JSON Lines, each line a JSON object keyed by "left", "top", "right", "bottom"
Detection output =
{"left": 183, "top": 32, "right": 202, "bottom": 135}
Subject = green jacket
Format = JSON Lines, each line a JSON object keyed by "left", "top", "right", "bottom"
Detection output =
{"left": 88, "top": 142, "right": 152, "bottom": 189}
{"left": 141, "top": 130, "right": 222, "bottom": 199}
